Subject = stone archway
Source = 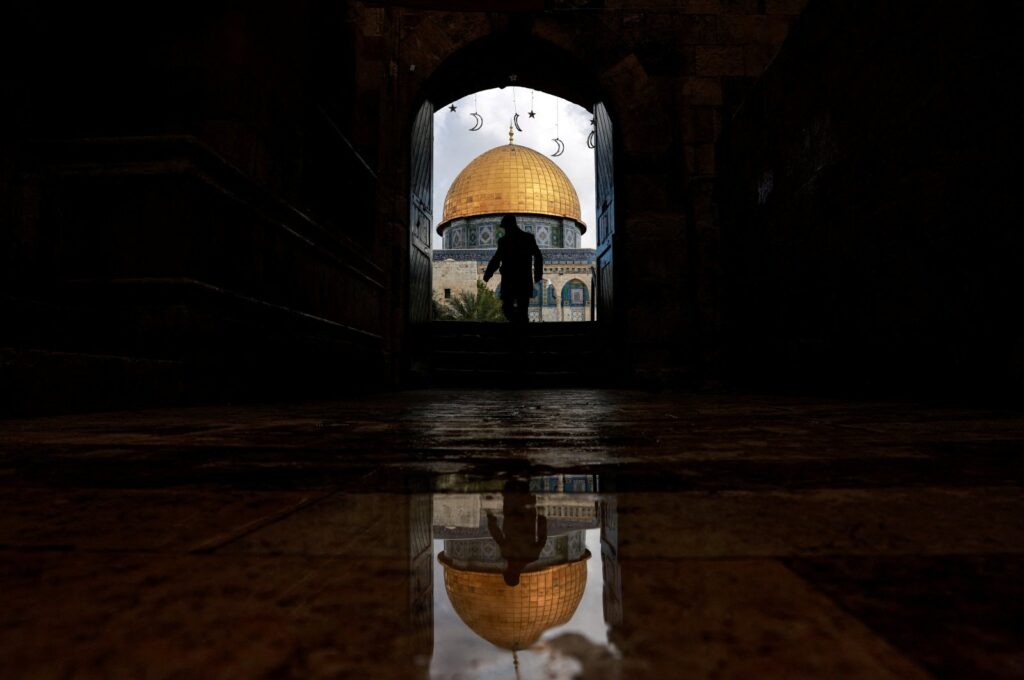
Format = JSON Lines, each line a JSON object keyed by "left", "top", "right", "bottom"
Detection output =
{"left": 388, "top": 8, "right": 708, "bottom": 380}
{"left": 406, "top": 32, "right": 617, "bottom": 326}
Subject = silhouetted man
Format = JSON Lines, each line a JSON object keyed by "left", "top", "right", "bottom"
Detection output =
{"left": 483, "top": 215, "right": 543, "bottom": 324}
{"left": 486, "top": 477, "right": 548, "bottom": 586}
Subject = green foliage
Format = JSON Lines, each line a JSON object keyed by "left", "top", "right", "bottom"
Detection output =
{"left": 432, "top": 298, "right": 454, "bottom": 321}
{"left": 438, "top": 280, "right": 505, "bottom": 321}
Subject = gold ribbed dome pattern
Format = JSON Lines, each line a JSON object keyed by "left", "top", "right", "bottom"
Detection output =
{"left": 442, "top": 144, "right": 582, "bottom": 224}
{"left": 441, "top": 554, "right": 589, "bottom": 651}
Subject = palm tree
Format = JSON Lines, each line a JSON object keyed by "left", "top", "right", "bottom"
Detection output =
{"left": 439, "top": 280, "right": 505, "bottom": 321}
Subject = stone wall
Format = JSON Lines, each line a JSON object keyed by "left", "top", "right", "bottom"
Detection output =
{"left": 433, "top": 260, "right": 482, "bottom": 306}
{"left": 1, "top": 1, "right": 397, "bottom": 413}
{"left": 716, "top": 0, "right": 1024, "bottom": 393}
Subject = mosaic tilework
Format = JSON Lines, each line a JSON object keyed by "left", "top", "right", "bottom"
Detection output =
{"left": 564, "top": 227, "right": 579, "bottom": 248}
{"left": 443, "top": 533, "right": 585, "bottom": 568}
{"left": 479, "top": 225, "right": 494, "bottom": 246}
{"left": 432, "top": 248, "right": 595, "bottom": 264}
{"left": 535, "top": 225, "right": 551, "bottom": 246}
{"left": 440, "top": 215, "right": 584, "bottom": 251}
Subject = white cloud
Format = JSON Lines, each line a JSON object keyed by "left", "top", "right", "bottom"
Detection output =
{"left": 432, "top": 88, "right": 597, "bottom": 249}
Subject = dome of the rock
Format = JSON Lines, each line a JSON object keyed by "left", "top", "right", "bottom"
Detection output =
{"left": 438, "top": 143, "right": 584, "bottom": 233}
{"left": 440, "top": 552, "right": 590, "bottom": 651}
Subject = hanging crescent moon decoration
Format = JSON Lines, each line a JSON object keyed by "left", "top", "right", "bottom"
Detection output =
{"left": 469, "top": 112, "right": 483, "bottom": 132}
{"left": 587, "top": 130, "right": 596, "bottom": 149}
{"left": 551, "top": 138, "right": 565, "bottom": 157}
{"left": 513, "top": 113, "right": 522, "bottom": 132}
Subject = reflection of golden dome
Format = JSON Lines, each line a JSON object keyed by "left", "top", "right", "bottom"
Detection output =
{"left": 441, "top": 552, "right": 590, "bottom": 651}
{"left": 440, "top": 144, "right": 583, "bottom": 230}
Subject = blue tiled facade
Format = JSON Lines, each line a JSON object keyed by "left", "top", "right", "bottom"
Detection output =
{"left": 440, "top": 214, "right": 585, "bottom": 250}
{"left": 433, "top": 248, "right": 596, "bottom": 265}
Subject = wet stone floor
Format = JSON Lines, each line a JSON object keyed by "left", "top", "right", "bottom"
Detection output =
{"left": 1, "top": 389, "right": 1023, "bottom": 679}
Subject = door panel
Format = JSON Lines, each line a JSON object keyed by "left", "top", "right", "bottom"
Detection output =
{"left": 594, "top": 102, "right": 615, "bottom": 322}
{"left": 409, "top": 100, "right": 433, "bottom": 323}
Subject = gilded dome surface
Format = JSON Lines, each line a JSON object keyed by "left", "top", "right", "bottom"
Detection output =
{"left": 441, "top": 144, "right": 583, "bottom": 226}
{"left": 441, "top": 553, "right": 590, "bottom": 651}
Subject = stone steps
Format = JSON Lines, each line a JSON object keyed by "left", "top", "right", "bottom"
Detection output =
{"left": 412, "top": 321, "right": 604, "bottom": 386}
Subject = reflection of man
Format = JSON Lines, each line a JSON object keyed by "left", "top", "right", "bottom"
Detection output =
{"left": 486, "top": 478, "right": 548, "bottom": 586}
{"left": 483, "top": 215, "right": 543, "bottom": 324}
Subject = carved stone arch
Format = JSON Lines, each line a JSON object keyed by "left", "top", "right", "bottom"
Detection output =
{"left": 420, "top": 32, "right": 604, "bottom": 113}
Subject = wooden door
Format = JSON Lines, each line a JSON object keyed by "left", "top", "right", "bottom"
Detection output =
{"left": 409, "top": 100, "right": 433, "bottom": 323}
{"left": 593, "top": 102, "right": 615, "bottom": 323}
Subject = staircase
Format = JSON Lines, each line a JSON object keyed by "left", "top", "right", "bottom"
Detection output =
{"left": 411, "top": 321, "right": 604, "bottom": 387}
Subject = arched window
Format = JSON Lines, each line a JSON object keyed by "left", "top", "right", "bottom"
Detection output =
{"left": 561, "top": 279, "right": 589, "bottom": 306}
{"left": 561, "top": 279, "right": 589, "bottom": 321}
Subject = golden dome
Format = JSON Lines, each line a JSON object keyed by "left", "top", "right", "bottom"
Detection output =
{"left": 441, "top": 553, "right": 590, "bottom": 651}
{"left": 440, "top": 144, "right": 583, "bottom": 230}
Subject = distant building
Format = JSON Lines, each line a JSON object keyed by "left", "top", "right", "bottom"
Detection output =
{"left": 433, "top": 141, "right": 596, "bottom": 321}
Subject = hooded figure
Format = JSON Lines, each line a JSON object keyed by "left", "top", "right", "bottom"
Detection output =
{"left": 483, "top": 215, "right": 544, "bottom": 324}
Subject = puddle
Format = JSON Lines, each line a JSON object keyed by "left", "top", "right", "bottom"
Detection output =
{"left": 420, "top": 474, "right": 620, "bottom": 679}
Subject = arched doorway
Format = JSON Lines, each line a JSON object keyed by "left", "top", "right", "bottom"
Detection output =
{"left": 408, "top": 34, "right": 615, "bottom": 327}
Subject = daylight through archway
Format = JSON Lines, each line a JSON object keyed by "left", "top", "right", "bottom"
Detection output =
{"left": 431, "top": 88, "right": 597, "bottom": 323}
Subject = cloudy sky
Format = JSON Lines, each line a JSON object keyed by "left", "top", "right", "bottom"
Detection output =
{"left": 432, "top": 87, "right": 597, "bottom": 249}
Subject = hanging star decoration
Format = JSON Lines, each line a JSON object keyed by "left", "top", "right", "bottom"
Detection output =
{"left": 449, "top": 103, "right": 457, "bottom": 112}
{"left": 528, "top": 110, "right": 535, "bottom": 118}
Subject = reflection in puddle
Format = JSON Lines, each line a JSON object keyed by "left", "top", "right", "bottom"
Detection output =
{"left": 422, "top": 475, "right": 621, "bottom": 679}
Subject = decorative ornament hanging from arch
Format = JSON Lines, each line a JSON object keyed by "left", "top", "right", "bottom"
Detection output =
{"left": 551, "top": 98, "right": 564, "bottom": 157}
{"left": 469, "top": 93, "right": 483, "bottom": 131}
{"left": 512, "top": 87, "right": 523, "bottom": 132}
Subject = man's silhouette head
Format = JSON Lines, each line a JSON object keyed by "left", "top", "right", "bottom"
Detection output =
{"left": 501, "top": 214, "right": 520, "bottom": 233}
{"left": 504, "top": 561, "right": 528, "bottom": 587}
